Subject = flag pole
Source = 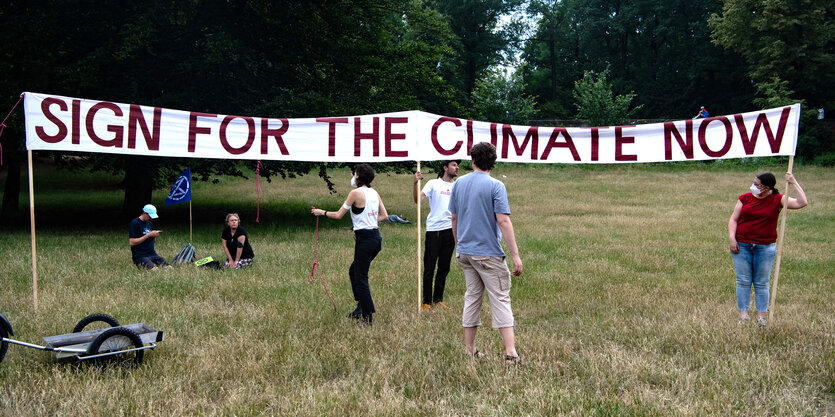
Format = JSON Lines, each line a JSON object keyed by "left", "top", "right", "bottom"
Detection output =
{"left": 27, "top": 150, "right": 38, "bottom": 310}
{"left": 416, "top": 161, "right": 422, "bottom": 314}
{"left": 189, "top": 200, "right": 193, "bottom": 243}
{"left": 768, "top": 155, "right": 794, "bottom": 322}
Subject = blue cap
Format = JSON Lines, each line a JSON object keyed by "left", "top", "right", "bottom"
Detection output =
{"left": 143, "top": 204, "right": 159, "bottom": 219}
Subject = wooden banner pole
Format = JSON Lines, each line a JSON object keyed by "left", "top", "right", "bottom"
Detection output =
{"left": 27, "top": 151, "right": 38, "bottom": 311}
{"left": 416, "top": 161, "right": 422, "bottom": 314}
{"left": 189, "top": 200, "right": 193, "bottom": 243}
{"left": 768, "top": 155, "right": 794, "bottom": 322}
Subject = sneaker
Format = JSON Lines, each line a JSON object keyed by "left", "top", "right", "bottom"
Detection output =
{"left": 757, "top": 317, "right": 767, "bottom": 327}
{"left": 435, "top": 301, "right": 451, "bottom": 310}
{"left": 421, "top": 304, "right": 431, "bottom": 312}
{"left": 739, "top": 316, "right": 750, "bottom": 325}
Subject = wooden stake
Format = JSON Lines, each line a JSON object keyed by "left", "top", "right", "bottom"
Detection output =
{"left": 416, "top": 161, "right": 422, "bottom": 314}
{"left": 27, "top": 151, "right": 38, "bottom": 311}
{"left": 189, "top": 200, "right": 193, "bottom": 243}
{"left": 768, "top": 155, "right": 794, "bottom": 322}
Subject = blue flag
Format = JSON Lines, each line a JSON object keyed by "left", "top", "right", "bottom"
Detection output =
{"left": 166, "top": 168, "right": 192, "bottom": 206}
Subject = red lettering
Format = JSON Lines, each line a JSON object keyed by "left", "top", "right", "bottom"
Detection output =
{"left": 384, "top": 117, "right": 408, "bottom": 157}
{"left": 35, "top": 97, "right": 68, "bottom": 143}
{"left": 188, "top": 112, "right": 217, "bottom": 152}
{"left": 317, "top": 117, "right": 349, "bottom": 157}
{"left": 540, "top": 127, "right": 581, "bottom": 161}
{"left": 261, "top": 118, "right": 289, "bottom": 155}
{"left": 615, "top": 126, "right": 637, "bottom": 161}
{"left": 698, "top": 117, "right": 733, "bottom": 157}
{"left": 582, "top": 127, "right": 606, "bottom": 161}
{"left": 86, "top": 102, "right": 124, "bottom": 147}
{"left": 430, "top": 117, "right": 463, "bottom": 156}
{"left": 466, "top": 120, "right": 474, "bottom": 155}
{"left": 354, "top": 116, "right": 380, "bottom": 157}
{"left": 219, "top": 116, "right": 255, "bottom": 155}
{"left": 664, "top": 120, "right": 694, "bottom": 160}
{"left": 490, "top": 123, "right": 499, "bottom": 147}
{"left": 72, "top": 100, "right": 81, "bottom": 144}
{"left": 734, "top": 107, "right": 792, "bottom": 154}
{"left": 127, "top": 105, "right": 161, "bottom": 150}
{"left": 501, "top": 125, "right": 539, "bottom": 160}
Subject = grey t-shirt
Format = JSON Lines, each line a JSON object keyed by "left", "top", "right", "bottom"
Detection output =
{"left": 448, "top": 171, "right": 510, "bottom": 257}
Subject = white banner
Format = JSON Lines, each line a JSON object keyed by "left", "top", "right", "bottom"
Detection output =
{"left": 24, "top": 92, "right": 799, "bottom": 163}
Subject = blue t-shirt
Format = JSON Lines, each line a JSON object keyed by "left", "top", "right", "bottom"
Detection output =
{"left": 129, "top": 217, "right": 157, "bottom": 260}
{"left": 448, "top": 171, "right": 510, "bottom": 257}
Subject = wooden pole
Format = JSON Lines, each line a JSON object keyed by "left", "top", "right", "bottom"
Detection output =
{"left": 416, "top": 161, "right": 422, "bottom": 313}
{"left": 768, "top": 155, "right": 794, "bottom": 322}
{"left": 27, "top": 151, "right": 38, "bottom": 311}
{"left": 189, "top": 200, "right": 193, "bottom": 243}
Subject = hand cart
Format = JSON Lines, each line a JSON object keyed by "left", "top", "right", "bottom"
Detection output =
{"left": 0, "top": 312, "right": 163, "bottom": 366}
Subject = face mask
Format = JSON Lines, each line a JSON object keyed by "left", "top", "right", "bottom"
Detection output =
{"left": 750, "top": 184, "right": 762, "bottom": 195}
{"left": 350, "top": 176, "right": 357, "bottom": 188}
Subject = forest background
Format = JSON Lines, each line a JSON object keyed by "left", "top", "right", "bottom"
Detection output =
{"left": 1, "top": 0, "right": 833, "bottom": 223}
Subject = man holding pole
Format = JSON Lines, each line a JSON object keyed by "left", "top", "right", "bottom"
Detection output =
{"left": 129, "top": 204, "right": 171, "bottom": 270}
{"left": 414, "top": 160, "right": 459, "bottom": 312}
{"left": 449, "top": 142, "right": 523, "bottom": 364}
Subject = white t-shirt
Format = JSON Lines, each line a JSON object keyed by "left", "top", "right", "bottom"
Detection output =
{"left": 346, "top": 187, "right": 380, "bottom": 230}
{"left": 421, "top": 178, "right": 455, "bottom": 231}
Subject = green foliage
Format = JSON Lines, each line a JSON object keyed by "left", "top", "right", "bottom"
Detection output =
{"left": 470, "top": 68, "right": 538, "bottom": 125}
{"left": 572, "top": 69, "right": 642, "bottom": 126}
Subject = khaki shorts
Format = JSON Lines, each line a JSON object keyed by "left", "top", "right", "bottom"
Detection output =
{"left": 457, "top": 253, "right": 514, "bottom": 329}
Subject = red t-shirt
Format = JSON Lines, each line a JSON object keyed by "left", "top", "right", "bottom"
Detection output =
{"left": 736, "top": 192, "right": 783, "bottom": 244}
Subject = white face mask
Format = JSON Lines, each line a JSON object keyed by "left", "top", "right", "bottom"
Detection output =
{"left": 750, "top": 184, "right": 762, "bottom": 195}
{"left": 350, "top": 176, "right": 357, "bottom": 188}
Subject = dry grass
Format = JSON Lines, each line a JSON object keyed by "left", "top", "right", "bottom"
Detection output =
{"left": 0, "top": 163, "right": 833, "bottom": 416}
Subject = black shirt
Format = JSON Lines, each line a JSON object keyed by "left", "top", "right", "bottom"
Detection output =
{"left": 222, "top": 226, "right": 254, "bottom": 260}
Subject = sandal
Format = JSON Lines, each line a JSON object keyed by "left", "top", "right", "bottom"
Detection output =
{"left": 505, "top": 355, "right": 520, "bottom": 365}
{"left": 468, "top": 349, "right": 486, "bottom": 358}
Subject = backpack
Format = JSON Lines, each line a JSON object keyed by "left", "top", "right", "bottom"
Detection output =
{"left": 172, "top": 243, "right": 196, "bottom": 265}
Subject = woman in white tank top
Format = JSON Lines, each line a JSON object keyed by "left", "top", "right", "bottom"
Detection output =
{"left": 311, "top": 164, "right": 388, "bottom": 325}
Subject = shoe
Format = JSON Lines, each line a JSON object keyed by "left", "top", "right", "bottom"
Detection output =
{"left": 346, "top": 307, "right": 362, "bottom": 319}
{"left": 505, "top": 355, "right": 520, "bottom": 365}
{"left": 467, "top": 349, "right": 486, "bottom": 358}
{"left": 435, "top": 301, "right": 451, "bottom": 310}
{"left": 757, "top": 317, "right": 767, "bottom": 327}
{"left": 739, "top": 316, "right": 750, "bottom": 325}
{"left": 361, "top": 314, "right": 373, "bottom": 326}
{"left": 421, "top": 303, "right": 431, "bottom": 312}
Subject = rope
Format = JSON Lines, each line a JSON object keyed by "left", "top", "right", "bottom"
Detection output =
{"left": 310, "top": 214, "right": 336, "bottom": 310}
{"left": 0, "top": 93, "right": 25, "bottom": 166}
{"left": 255, "top": 160, "right": 262, "bottom": 222}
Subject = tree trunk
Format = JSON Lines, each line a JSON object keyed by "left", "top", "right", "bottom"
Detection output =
{"left": 1, "top": 151, "right": 23, "bottom": 226}
{"left": 120, "top": 156, "right": 157, "bottom": 222}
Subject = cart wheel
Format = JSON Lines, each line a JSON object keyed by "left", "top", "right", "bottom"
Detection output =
{"left": 73, "top": 313, "right": 120, "bottom": 333}
{"left": 86, "top": 327, "right": 144, "bottom": 366}
{"left": 0, "top": 324, "right": 8, "bottom": 364}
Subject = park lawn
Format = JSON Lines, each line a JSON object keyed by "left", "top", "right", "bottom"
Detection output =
{"left": 0, "top": 162, "right": 833, "bottom": 416}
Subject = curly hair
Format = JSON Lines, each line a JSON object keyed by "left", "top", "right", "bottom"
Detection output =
{"left": 470, "top": 142, "right": 497, "bottom": 171}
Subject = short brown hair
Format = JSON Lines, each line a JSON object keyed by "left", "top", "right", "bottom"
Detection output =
{"left": 470, "top": 142, "right": 496, "bottom": 171}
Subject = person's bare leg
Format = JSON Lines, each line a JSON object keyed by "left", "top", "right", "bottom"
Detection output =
{"left": 464, "top": 327, "right": 478, "bottom": 355}
{"left": 499, "top": 327, "right": 517, "bottom": 358}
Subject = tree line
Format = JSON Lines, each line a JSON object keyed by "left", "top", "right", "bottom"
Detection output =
{"left": 1, "top": 0, "right": 832, "bottom": 224}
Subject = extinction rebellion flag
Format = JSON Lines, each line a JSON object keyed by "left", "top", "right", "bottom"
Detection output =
{"left": 166, "top": 168, "right": 192, "bottom": 206}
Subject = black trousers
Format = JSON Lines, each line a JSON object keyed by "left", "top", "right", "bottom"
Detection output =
{"left": 350, "top": 228, "right": 381, "bottom": 317}
{"left": 422, "top": 228, "right": 455, "bottom": 304}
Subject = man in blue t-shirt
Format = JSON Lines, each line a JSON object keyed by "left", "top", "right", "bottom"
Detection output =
{"left": 449, "top": 142, "right": 523, "bottom": 364}
{"left": 128, "top": 204, "right": 170, "bottom": 270}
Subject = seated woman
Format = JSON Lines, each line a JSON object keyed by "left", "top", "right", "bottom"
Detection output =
{"left": 221, "top": 213, "right": 255, "bottom": 269}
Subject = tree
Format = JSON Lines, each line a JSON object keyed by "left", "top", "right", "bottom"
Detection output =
{"left": 471, "top": 68, "right": 538, "bottom": 125}
{"left": 573, "top": 69, "right": 642, "bottom": 126}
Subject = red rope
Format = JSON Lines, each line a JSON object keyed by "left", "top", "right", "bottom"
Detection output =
{"left": 310, "top": 213, "right": 336, "bottom": 310}
{"left": 0, "top": 93, "right": 25, "bottom": 166}
{"left": 255, "top": 160, "right": 262, "bottom": 222}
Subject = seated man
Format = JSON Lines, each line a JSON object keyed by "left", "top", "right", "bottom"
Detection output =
{"left": 129, "top": 204, "right": 170, "bottom": 270}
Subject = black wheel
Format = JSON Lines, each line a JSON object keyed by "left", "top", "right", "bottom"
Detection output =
{"left": 0, "top": 324, "right": 8, "bottom": 364}
{"left": 86, "top": 327, "right": 144, "bottom": 366}
{"left": 73, "top": 313, "right": 120, "bottom": 333}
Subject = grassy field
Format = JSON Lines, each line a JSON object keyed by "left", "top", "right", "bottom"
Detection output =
{"left": 0, "top": 162, "right": 833, "bottom": 416}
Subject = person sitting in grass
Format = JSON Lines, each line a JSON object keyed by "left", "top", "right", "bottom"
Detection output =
{"left": 311, "top": 164, "right": 389, "bottom": 326}
{"left": 129, "top": 204, "right": 171, "bottom": 270}
{"left": 221, "top": 213, "right": 255, "bottom": 269}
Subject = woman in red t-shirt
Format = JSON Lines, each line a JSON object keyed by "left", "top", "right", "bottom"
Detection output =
{"left": 728, "top": 172, "right": 808, "bottom": 326}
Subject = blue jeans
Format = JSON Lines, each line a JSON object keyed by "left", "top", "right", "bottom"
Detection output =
{"left": 731, "top": 242, "right": 777, "bottom": 313}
